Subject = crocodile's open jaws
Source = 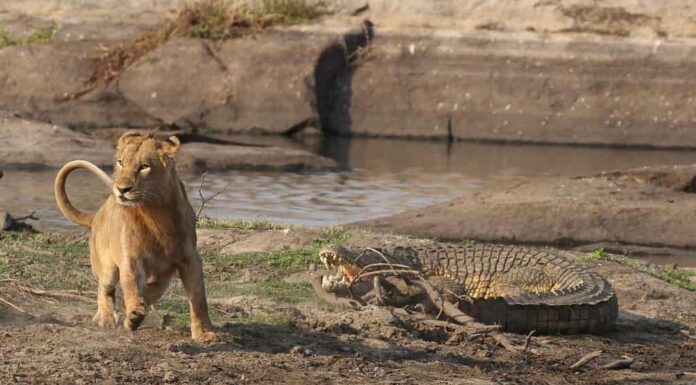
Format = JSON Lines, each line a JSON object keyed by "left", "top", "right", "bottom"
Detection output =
{"left": 318, "top": 246, "right": 364, "bottom": 293}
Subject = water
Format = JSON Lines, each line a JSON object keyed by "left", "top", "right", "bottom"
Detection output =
{"left": 4, "top": 136, "right": 696, "bottom": 235}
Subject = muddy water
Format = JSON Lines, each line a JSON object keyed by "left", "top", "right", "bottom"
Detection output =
{"left": 4, "top": 137, "right": 696, "bottom": 234}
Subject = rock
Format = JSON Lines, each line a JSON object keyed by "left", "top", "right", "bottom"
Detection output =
{"left": 119, "top": 30, "right": 339, "bottom": 133}
{"left": 0, "top": 116, "right": 338, "bottom": 172}
{"left": 3, "top": 1, "right": 696, "bottom": 146}
{"left": 345, "top": 30, "right": 696, "bottom": 146}
{"left": 0, "top": 43, "right": 158, "bottom": 128}
{"left": 0, "top": 114, "right": 114, "bottom": 169}
{"left": 177, "top": 142, "right": 339, "bottom": 172}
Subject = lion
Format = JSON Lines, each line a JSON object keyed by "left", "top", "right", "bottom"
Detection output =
{"left": 54, "top": 131, "right": 217, "bottom": 342}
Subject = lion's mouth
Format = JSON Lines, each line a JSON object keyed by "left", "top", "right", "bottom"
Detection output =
{"left": 115, "top": 192, "right": 142, "bottom": 207}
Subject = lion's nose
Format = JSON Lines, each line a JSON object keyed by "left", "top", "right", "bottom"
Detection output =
{"left": 117, "top": 185, "right": 133, "bottom": 194}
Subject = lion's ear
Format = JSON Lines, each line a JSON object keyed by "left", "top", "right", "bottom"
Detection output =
{"left": 162, "top": 136, "right": 180, "bottom": 157}
{"left": 117, "top": 131, "right": 142, "bottom": 150}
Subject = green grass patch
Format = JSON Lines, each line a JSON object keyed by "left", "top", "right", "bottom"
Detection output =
{"left": 204, "top": 230, "right": 351, "bottom": 275}
{"left": 0, "top": 232, "right": 94, "bottom": 291}
{"left": 208, "top": 279, "right": 315, "bottom": 304}
{"left": 197, "top": 217, "right": 288, "bottom": 231}
{"left": 0, "top": 25, "right": 57, "bottom": 48}
{"left": 580, "top": 247, "right": 696, "bottom": 291}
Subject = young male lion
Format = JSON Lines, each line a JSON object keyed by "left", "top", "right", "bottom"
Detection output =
{"left": 54, "top": 131, "right": 216, "bottom": 342}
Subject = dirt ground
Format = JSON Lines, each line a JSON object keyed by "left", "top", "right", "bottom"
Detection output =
{"left": 0, "top": 226, "right": 694, "bottom": 385}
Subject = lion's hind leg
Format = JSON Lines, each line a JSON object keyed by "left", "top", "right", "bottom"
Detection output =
{"left": 178, "top": 253, "right": 217, "bottom": 342}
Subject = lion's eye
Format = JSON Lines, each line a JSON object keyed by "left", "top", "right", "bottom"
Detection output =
{"left": 139, "top": 164, "right": 151, "bottom": 172}
{"left": 117, "top": 159, "right": 124, "bottom": 167}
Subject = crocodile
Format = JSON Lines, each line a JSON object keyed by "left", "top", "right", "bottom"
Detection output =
{"left": 317, "top": 243, "right": 618, "bottom": 334}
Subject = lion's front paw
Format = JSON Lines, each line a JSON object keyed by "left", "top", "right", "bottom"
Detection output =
{"left": 124, "top": 306, "right": 146, "bottom": 331}
{"left": 92, "top": 310, "right": 118, "bottom": 328}
{"left": 192, "top": 330, "right": 218, "bottom": 343}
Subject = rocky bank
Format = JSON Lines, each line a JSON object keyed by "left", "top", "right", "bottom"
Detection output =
{"left": 3, "top": 1, "right": 696, "bottom": 147}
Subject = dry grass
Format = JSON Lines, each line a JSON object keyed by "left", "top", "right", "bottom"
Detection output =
{"left": 61, "top": 0, "right": 327, "bottom": 99}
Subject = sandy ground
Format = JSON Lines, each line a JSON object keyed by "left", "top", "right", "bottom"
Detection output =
{"left": 0, "top": 227, "right": 694, "bottom": 384}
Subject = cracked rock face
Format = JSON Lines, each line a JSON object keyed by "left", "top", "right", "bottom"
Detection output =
{"left": 3, "top": 1, "right": 696, "bottom": 146}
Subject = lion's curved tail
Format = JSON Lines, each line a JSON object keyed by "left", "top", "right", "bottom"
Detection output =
{"left": 54, "top": 160, "right": 112, "bottom": 228}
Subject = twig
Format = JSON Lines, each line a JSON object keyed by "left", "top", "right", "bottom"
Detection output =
{"left": 607, "top": 372, "right": 693, "bottom": 382}
{"left": 13, "top": 211, "right": 39, "bottom": 221}
{"left": 196, "top": 171, "right": 232, "bottom": 220}
{"left": 2, "top": 280, "right": 97, "bottom": 304}
{"left": 679, "top": 329, "right": 695, "bottom": 340}
{"left": 521, "top": 330, "right": 535, "bottom": 352}
{"left": 211, "top": 305, "right": 236, "bottom": 317}
{"left": 0, "top": 296, "right": 26, "bottom": 313}
{"left": 351, "top": 2, "right": 369, "bottom": 16}
{"left": 600, "top": 356, "right": 634, "bottom": 370}
{"left": 24, "top": 287, "right": 96, "bottom": 303}
{"left": 570, "top": 350, "right": 603, "bottom": 369}
{"left": 196, "top": 171, "right": 209, "bottom": 219}
{"left": 349, "top": 269, "right": 420, "bottom": 283}
{"left": 491, "top": 333, "right": 521, "bottom": 353}
{"left": 353, "top": 248, "right": 402, "bottom": 278}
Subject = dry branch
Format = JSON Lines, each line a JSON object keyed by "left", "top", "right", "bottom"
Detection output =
{"left": 0, "top": 296, "right": 26, "bottom": 313}
{"left": 196, "top": 171, "right": 232, "bottom": 220}
{"left": 570, "top": 350, "right": 603, "bottom": 370}
{"left": 521, "top": 330, "right": 535, "bottom": 352}
{"left": 491, "top": 333, "right": 521, "bottom": 353}
{"left": 600, "top": 356, "right": 634, "bottom": 370}
{"left": 1, "top": 280, "right": 96, "bottom": 304}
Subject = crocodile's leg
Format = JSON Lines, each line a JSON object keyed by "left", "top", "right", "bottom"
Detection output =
{"left": 361, "top": 276, "right": 388, "bottom": 306}
{"left": 411, "top": 278, "right": 500, "bottom": 333}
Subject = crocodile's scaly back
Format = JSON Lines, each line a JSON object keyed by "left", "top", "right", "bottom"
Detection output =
{"left": 393, "top": 244, "right": 618, "bottom": 334}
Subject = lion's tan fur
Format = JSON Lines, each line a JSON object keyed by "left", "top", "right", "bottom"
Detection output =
{"left": 54, "top": 131, "right": 216, "bottom": 341}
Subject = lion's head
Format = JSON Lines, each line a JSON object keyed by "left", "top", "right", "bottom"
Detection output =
{"left": 112, "top": 131, "right": 181, "bottom": 207}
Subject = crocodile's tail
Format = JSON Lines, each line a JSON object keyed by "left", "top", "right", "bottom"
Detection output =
{"left": 471, "top": 247, "right": 618, "bottom": 334}
{"left": 418, "top": 244, "right": 619, "bottom": 334}
{"left": 54, "top": 160, "right": 112, "bottom": 228}
{"left": 464, "top": 271, "right": 619, "bottom": 334}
